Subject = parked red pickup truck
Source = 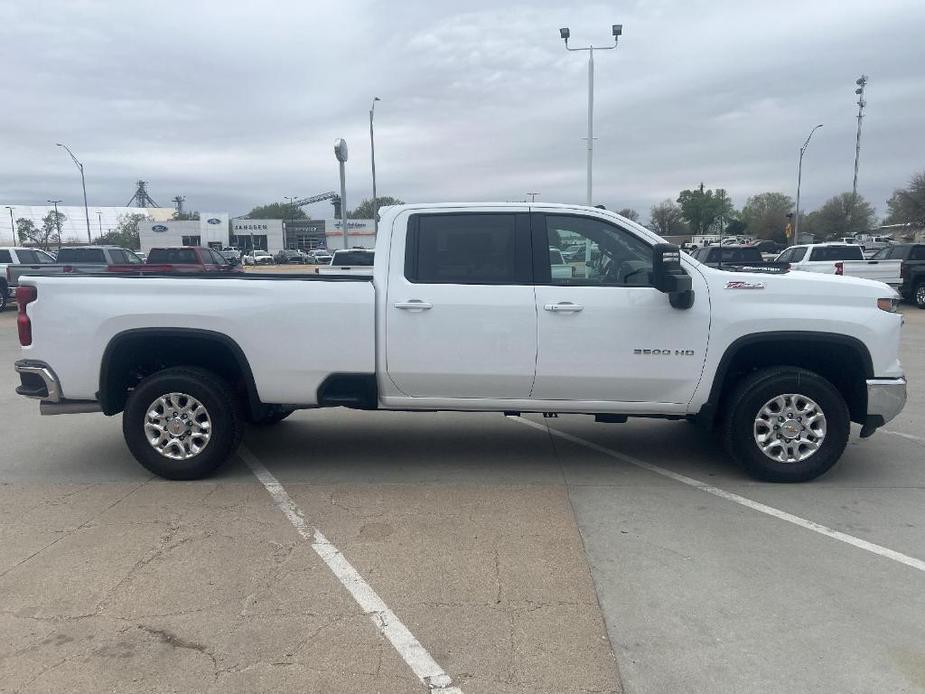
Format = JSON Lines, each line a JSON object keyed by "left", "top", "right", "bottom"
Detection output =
{"left": 108, "top": 246, "right": 243, "bottom": 274}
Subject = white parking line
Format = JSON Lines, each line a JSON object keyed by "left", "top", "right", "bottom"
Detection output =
{"left": 239, "top": 445, "right": 463, "bottom": 693}
{"left": 883, "top": 429, "right": 925, "bottom": 444}
{"left": 514, "top": 417, "right": 925, "bottom": 574}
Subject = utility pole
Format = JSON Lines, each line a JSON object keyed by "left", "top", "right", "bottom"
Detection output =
{"left": 370, "top": 97, "right": 381, "bottom": 235}
{"left": 4, "top": 206, "right": 15, "bottom": 245}
{"left": 559, "top": 24, "right": 623, "bottom": 206}
{"left": 47, "top": 200, "right": 63, "bottom": 249}
{"left": 852, "top": 75, "right": 867, "bottom": 200}
{"left": 794, "top": 124, "right": 824, "bottom": 245}
{"left": 97, "top": 210, "right": 103, "bottom": 237}
{"left": 56, "top": 143, "right": 92, "bottom": 244}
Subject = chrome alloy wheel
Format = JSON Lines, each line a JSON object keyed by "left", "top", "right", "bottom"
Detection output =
{"left": 753, "top": 393, "right": 826, "bottom": 463}
{"left": 916, "top": 284, "right": 925, "bottom": 306}
{"left": 144, "top": 392, "right": 212, "bottom": 460}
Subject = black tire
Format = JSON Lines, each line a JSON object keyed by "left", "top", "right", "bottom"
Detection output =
{"left": 915, "top": 282, "right": 925, "bottom": 309}
{"left": 122, "top": 366, "right": 244, "bottom": 480}
{"left": 722, "top": 367, "right": 850, "bottom": 482}
{"left": 248, "top": 405, "right": 295, "bottom": 426}
{"left": 0, "top": 283, "right": 8, "bottom": 311}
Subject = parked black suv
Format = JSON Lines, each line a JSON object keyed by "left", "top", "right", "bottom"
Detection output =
{"left": 872, "top": 243, "right": 925, "bottom": 307}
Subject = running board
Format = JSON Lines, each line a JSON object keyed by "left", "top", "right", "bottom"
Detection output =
{"left": 40, "top": 400, "right": 102, "bottom": 415}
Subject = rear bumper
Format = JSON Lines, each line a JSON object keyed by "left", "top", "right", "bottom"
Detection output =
{"left": 866, "top": 377, "right": 906, "bottom": 425}
{"left": 14, "top": 360, "right": 61, "bottom": 401}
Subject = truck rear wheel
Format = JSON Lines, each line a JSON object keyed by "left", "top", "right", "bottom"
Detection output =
{"left": 915, "top": 282, "right": 925, "bottom": 309}
{"left": 123, "top": 367, "right": 243, "bottom": 480}
{"left": 722, "top": 367, "right": 849, "bottom": 482}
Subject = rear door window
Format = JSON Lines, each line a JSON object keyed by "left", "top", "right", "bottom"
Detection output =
{"left": 911, "top": 246, "right": 925, "bottom": 261}
{"left": 405, "top": 213, "right": 529, "bottom": 284}
{"left": 0, "top": 250, "right": 12, "bottom": 263}
{"left": 332, "top": 250, "right": 375, "bottom": 266}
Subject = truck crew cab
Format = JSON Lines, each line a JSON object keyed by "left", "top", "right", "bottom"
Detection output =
{"left": 14, "top": 203, "right": 906, "bottom": 482}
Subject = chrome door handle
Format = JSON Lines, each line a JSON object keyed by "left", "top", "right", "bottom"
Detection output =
{"left": 394, "top": 300, "right": 433, "bottom": 310}
{"left": 544, "top": 302, "right": 584, "bottom": 313}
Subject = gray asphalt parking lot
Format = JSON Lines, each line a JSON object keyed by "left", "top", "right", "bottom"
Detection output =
{"left": 1, "top": 307, "right": 923, "bottom": 693}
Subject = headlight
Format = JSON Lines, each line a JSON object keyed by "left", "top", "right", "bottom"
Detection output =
{"left": 877, "top": 297, "right": 899, "bottom": 313}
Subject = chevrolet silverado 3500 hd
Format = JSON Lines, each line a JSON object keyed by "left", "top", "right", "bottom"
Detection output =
{"left": 14, "top": 203, "right": 906, "bottom": 482}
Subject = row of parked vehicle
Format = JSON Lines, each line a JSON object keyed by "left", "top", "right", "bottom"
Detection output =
{"left": 0, "top": 244, "right": 381, "bottom": 309}
{"left": 687, "top": 241, "right": 925, "bottom": 306}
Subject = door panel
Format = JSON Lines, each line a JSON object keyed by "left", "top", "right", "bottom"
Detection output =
{"left": 533, "top": 213, "right": 710, "bottom": 404}
{"left": 385, "top": 211, "right": 537, "bottom": 399}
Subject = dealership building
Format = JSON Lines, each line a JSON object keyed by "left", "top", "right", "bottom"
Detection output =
{"left": 139, "top": 216, "right": 376, "bottom": 254}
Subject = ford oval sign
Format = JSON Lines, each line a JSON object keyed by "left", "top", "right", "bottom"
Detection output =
{"left": 207, "top": 217, "right": 222, "bottom": 225}
{"left": 152, "top": 224, "right": 168, "bottom": 232}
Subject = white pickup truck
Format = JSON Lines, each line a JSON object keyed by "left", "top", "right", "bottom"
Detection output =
{"left": 776, "top": 243, "right": 902, "bottom": 287}
{"left": 14, "top": 203, "right": 906, "bottom": 483}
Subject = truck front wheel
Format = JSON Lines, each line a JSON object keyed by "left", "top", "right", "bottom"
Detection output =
{"left": 123, "top": 367, "right": 244, "bottom": 480}
{"left": 915, "top": 282, "right": 925, "bottom": 309}
{"left": 723, "top": 367, "right": 850, "bottom": 482}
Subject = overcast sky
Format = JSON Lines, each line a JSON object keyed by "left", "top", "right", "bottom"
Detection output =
{"left": 2, "top": 0, "right": 924, "bottom": 222}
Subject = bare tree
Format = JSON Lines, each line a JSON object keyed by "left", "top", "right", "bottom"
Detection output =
{"left": 648, "top": 200, "right": 686, "bottom": 236}
{"left": 616, "top": 207, "right": 640, "bottom": 222}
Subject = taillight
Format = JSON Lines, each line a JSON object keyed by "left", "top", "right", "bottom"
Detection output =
{"left": 16, "top": 285, "right": 37, "bottom": 346}
{"left": 834, "top": 261, "right": 844, "bottom": 276}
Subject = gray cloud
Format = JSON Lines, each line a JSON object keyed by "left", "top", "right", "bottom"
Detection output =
{"left": 1, "top": 0, "right": 923, "bottom": 222}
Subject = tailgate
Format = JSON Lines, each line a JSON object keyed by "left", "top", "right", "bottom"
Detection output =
{"left": 842, "top": 260, "right": 902, "bottom": 285}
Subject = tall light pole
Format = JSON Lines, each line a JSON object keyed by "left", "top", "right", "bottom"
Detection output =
{"left": 794, "top": 124, "right": 823, "bottom": 245}
{"left": 852, "top": 75, "right": 868, "bottom": 200}
{"left": 559, "top": 24, "right": 622, "bottom": 207}
{"left": 47, "top": 199, "right": 63, "bottom": 248}
{"left": 334, "top": 139, "right": 349, "bottom": 250}
{"left": 527, "top": 192, "right": 540, "bottom": 202}
{"left": 56, "top": 143, "right": 92, "bottom": 244}
{"left": 97, "top": 210, "right": 103, "bottom": 237}
{"left": 370, "top": 97, "right": 381, "bottom": 235}
{"left": 5, "top": 206, "right": 15, "bottom": 245}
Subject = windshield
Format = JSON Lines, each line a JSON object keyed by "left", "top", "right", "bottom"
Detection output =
{"left": 148, "top": 248, "right": 199, "bottom": 264}
{"left": 332, "top": 250, "right": 374, "bottom": 265}
{"left": 809, "top": 245, "right": 864, "bottom": 261}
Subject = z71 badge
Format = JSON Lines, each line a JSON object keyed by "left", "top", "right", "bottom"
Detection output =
{"left": 725, "top": 280, "right": 766, "bottom": 290}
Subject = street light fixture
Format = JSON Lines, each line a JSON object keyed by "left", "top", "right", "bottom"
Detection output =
{"left": 559, "top": 23, "right": 623, "bottom": 206}
{"left": 334, "top": 138, "right": 349, "bottom": 251}
{"left": 56, "top": 143, "right": 92, "bottom": 244}
{"left": 370, "top": 97, "right": 381, "bottom": 235}
{"left": 793, "top": 124, "right": 823, "bottom": 245}
{"left": 527, "top": 192, "right": 540, "bottom": 203}
{"left": 4, "top": 206, "right": 15, "bottom": 245}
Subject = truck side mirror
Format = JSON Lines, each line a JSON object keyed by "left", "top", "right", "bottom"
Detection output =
{"left": 652, "top": 244, "right": 694, "bottom": 309}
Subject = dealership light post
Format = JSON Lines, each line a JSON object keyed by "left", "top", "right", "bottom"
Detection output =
{"left": 370, "top": 97, "right": 381, "bottom": 235}
{"left": 559, "top": 24, "right": 622, "bottom": 207}
{"left": 793, "top": 123, "right": 823, "bottom": 245}
{"left": 334, "top": 138, "right": 349, "bottom": 250}
{"left": 56, "top": 143, "right": 92, "bottom": 244}
{"left": 5, "top": 206, "right": 14, "bottom": 245}
{"left": 97, "top": 210, "right": 103, "bottom": 237}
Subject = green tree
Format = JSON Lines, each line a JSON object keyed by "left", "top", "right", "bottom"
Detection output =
{"left": 648, "top": 199, "right": 687, "bottom": 236}
{"left": 677, "top": 184, "right": 734, "bottom": 234}
{"left": 616, "top": 208, "right": 640, "bottom": 222}
{"left": 246, "top": 202, "right": 308, "bottom": 219}
{"left": 17, "top": 212, "right": 64, "bottom": 250}
{"left": 724, "top": 219, "right": 748, "bottom": 236}
{"left": 807, "top": 193, "right": 876, "bottom": 240}
{"left": 885, "top": 171, "right": 925, "bottom": 227}
{"left": 348, "top": 196, "right": 405, "bottom": 219}
{"left": 94, "top": 213, "right": 145, "bottom": 249}
{"left": 740, "top": 192, "right": 795, "bottom": 243}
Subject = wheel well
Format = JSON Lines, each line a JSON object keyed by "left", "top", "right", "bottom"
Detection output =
{"left": 704, "top": 334, "right": 872, "bottom": 427}
{"left": 99, "top": 329, "right": 260, "bottom": 417}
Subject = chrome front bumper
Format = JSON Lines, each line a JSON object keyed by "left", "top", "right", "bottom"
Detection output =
{"left": 867, "top": 377, "right": 906, "bottom": 425}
